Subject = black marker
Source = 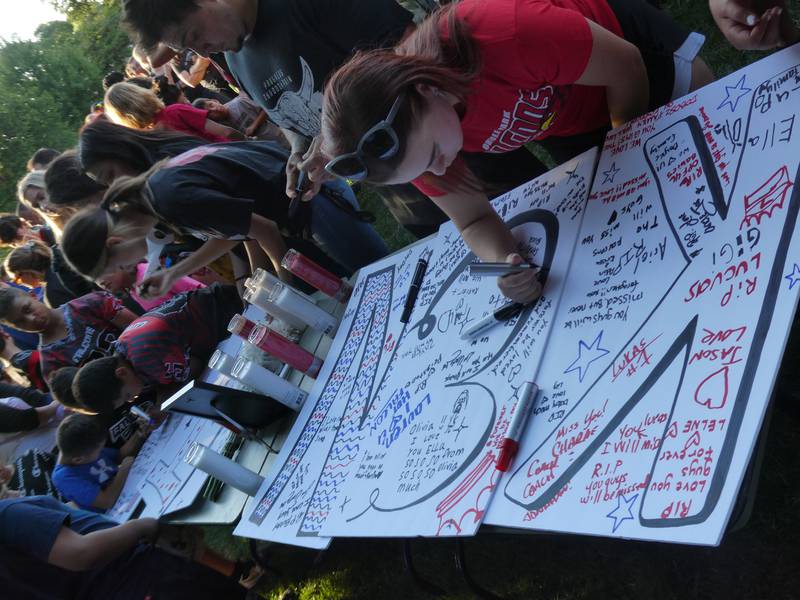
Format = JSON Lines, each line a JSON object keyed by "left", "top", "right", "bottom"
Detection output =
{"left": 400, "top": 251, "right": 430, "bottom": 323}
{"left": 460, "top": 300, "right": 524, "bottom": 339}
{"left": 469, "top": 262, "right": 539, "bottom": 277}
{"left": 288, "top": 170, "right": 309, "bottom": 221}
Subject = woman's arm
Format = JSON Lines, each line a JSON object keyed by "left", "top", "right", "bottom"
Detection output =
{"left": 47, "top": 517, "right": 158, "bottom": 571}
{"left": 247, "top": 214, "right": 291, "bottom": 282}
{"left": 433, "top": 189, "right": 542, "bottom": 303}
{"left": 139, "top": 238, "right": 240, "bottom": 299}
{"left": 574, "top": 20, "right": 649, "bottom": 128}
{"left": 243, "top": 239, "right": 271, "bottom": 275}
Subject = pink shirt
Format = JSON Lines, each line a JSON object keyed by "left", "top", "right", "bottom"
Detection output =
{"left": 155, "top": 104, "right": 231, "bottom": 142}
{"left": 132, "top": 263, "right": 206, "bottom": 312}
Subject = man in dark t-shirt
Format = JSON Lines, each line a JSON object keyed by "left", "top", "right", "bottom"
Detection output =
{"left": 122, "top": 0, "right": 454, "bottom": 238}
{"left": 123, "top": 0, "right": 549, "bottom": 238}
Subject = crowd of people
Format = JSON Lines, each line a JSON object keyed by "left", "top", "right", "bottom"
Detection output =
{"left": 0, "top": 0, "right": 795, "bottom": 597}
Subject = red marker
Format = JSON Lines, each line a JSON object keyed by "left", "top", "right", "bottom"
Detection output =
{"left": 496, "top": 381, "right": 538, "bottom": 472}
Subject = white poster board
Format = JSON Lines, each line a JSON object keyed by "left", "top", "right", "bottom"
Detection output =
{"left": 234, "top": 149, "right": 597, "bottom": 546}
{"left": 485, "top": 44, "right": 800, "bottom": 545}
{"left": 108, "top": 414, "right": 229, "bottom": 522}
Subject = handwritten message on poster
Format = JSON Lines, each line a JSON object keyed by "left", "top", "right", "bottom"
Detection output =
{"left": 485, "top": 44, "right": 800, "bottom": 545}
{"left": 234, "top": 150, "right": 596, "bottom": 546}
{"left": 109, "top": 414, "right": 228, "bottom": 522}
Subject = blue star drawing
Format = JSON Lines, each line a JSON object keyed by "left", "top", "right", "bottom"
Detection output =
{"left": 602, "top": 162, "right": 620, "bottom": 185}
{"left": 606, "top": 493, "right": 638, "bottom": 533}
{"left": 564, "top": 331, "right": 610, "bottom": 382}
{"left": 717, "top": 74, "right": 751, "bottom": 113}
{"left": 785, "top": 264, "right": 800, "bottom": 290}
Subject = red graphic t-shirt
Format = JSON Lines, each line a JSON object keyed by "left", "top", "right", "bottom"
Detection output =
{"left": 39, "top": 292, "right": 125, "bottom": 379}
{"left": 414, "top": 0, "right": 622, "bottom": 197}
{"left": 156, "top": 104, "right": 231, "bottom": 143}
{"left": 115, "top": 292, "right": 223, "bottom": 388}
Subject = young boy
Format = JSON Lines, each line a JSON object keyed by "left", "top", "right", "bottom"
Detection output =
{"left": 0, "top": 287, "right": 138, "bottom": 382}
{"left": 49, "top": 366, "right": 156, "bottom": 456}
{"left": 52, "top": 414, "right": 148, "bottom": 512}
{"left": 72, "top": 284, "right": 242, "bottom": 414}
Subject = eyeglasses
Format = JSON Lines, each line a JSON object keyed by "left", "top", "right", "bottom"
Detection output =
{"left": 325, "top": 95, "right": 403, "bottom": 181}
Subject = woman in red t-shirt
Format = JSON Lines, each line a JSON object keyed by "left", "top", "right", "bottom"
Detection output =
{"left": 321, "top": 0, "right": 714, "bottom": 302}
{"left": 104, "top": 82, "right": 244, "bottom": 143}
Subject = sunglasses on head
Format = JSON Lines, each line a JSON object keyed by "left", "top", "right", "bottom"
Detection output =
{"left": 325, "top": 95, "right": 404, "bottom": 181}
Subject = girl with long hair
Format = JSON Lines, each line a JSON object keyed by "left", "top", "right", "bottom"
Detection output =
{"left": 103, "top": 82, "right": 244, "bottom": 143}
{"left": 3, "top": 241, "right": 95, "bottom": 309}
{"left": 77, "top": 119, "right": 205, "bottom": 184}
{"left": 61, "top": 142, "right": 388, "bottom": 299}
{"left": 322, "top": 0, "right": 714, "bottom": 302}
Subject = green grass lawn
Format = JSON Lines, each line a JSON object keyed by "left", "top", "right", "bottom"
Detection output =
{"left": 204, "top": 4, "right": 800, "bottom": 598}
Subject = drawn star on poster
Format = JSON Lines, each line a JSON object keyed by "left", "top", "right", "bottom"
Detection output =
{"left": 602, "top": 162, "right": 620, "bottom": 185}
{"left": 717, "top": 74, "right": 751, "bottom": 113}
{"left": 784, "top": 263, "right": 800, "bottom": 290}
{"left": 606, "top": 493, "right": 638, "bottom": 533}
{"left": 563, "top": 330, "right": 610, "bottom": 382}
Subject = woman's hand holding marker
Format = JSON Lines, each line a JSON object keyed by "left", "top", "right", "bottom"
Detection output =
{"left": 497, "top": 253, "right": 542, "bottom": 304}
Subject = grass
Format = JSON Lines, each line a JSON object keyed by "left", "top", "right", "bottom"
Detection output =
{"left": 203, "top": 3, "right": 800, "bottom": 598}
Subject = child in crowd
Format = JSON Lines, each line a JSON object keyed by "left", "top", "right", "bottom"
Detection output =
{"left": 98, "top": 261, "right": 205, "bottom": 312}
{"left": 49, "top": 366, "right": 156, "bottom": 456}
{"left": 72, "top": 285, "right": 242, "bottom": 412}
{"left": 61, "top": 141, "right": 387, "bottom": 299}
{"left": 52, "top": 414, "right": 148, "bottom": 512}
{"left": 77, "top": 119, "right": 205, "bottom": 184}
{"left": 0, "top": 286, "right": 138, "bottom": 381}
{"left": 16, "top": 170, "right": 63, "bottom": 237}
{"left": 0, "top": 214, "right": 56, "bottom": 248}
{"left": 26, "top": 147, "right": 59, "bottom": 172}
{"left": 4, "top": 241, "right": 95, "bottom": 308}
{"left": 104, "top": 81, "right": 244, "bottom": 142}
{"left": 43, "top": 150, "right": 106, "bottom": 220}
{"left": 321, "top": 0, "right": 716, "bottom": 303}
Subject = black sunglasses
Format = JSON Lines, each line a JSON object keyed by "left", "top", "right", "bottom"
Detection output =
{"left": 325, "top": 95, "right": 403, "bottom": 180}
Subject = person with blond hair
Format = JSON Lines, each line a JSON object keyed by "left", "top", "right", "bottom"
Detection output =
{"left": 103, "top": 81, "right": 244, "bottom": 142}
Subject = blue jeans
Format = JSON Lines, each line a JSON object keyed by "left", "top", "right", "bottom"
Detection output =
{"left": 310, "top": 179, "right": 389, "bottom": 272}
